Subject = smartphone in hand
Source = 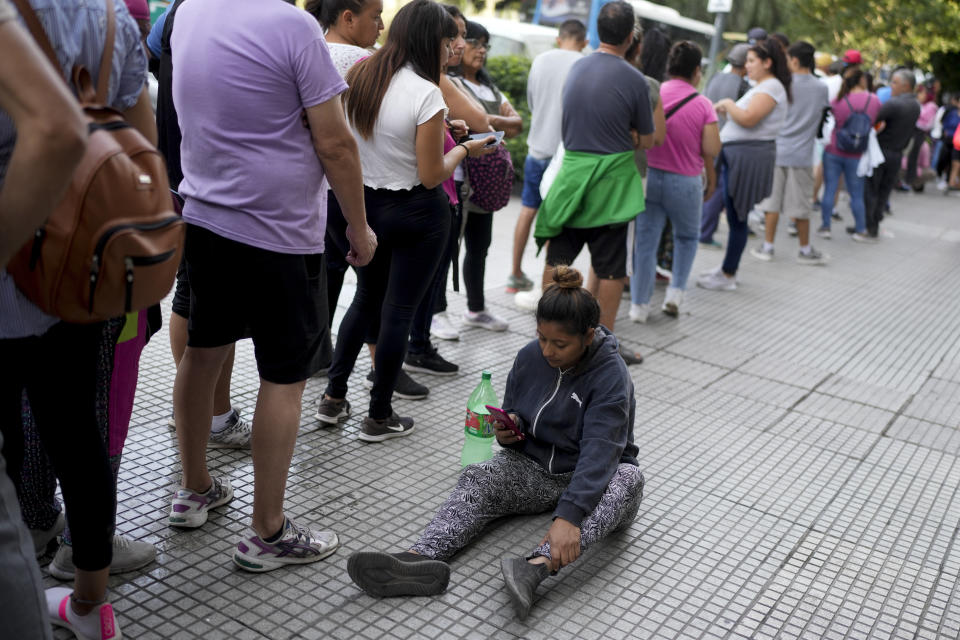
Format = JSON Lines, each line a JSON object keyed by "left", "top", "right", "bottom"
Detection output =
{"left": 468, "top": 131, "right": 505, "bottom": 148}
{"left": 486, "top": 405, "right": 524, "bottom": 440}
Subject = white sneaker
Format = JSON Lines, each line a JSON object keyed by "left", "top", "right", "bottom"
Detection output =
{"left": 48, "top": 535, "right": 156, "bottom": 580}
{"left": 429, "top": 312, "right": 460, "bottom": 341}
{"left": 463, "top": 309, "right": 508, "bottom": 332}
{"left": 46, "top": 587, "right": 122, "bottom": 640}
{"left": 697, "top": 267, "right": 737, "bottom": 291}
{"left": 208, "top": 410, "right": 251, "bottom": 449}
{"left": 852, "top": 232, "right": 879, "bottom": 244}
{"left": 661, "top": 287, "right": 683, "bottom": 317}
{"left": 168, "top": 476, "right": 234, "bottom": 529}
{"left": 937, "top": 179, "right": 948, "bottom": 191}
{"left": 629, "top": 303, "right": 650, "bottom": 323}
{"left": 514, "top": 290, "right": 541, "bottom": 311}
{"left": 750, "top": 245, "right": 774, "bottom": 261}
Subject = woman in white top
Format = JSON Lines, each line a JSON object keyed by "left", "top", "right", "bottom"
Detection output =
{"left": 698, "top": 39, "right": 791, "bottom": 291}
{"left": 448, "top": 20, "right": 523, "bottom": 332}
{"left": 305, "top": 0, "right": 383, "bottom": 77}
{"left": 318, "top": 0, "right": 493, "bottom": 441}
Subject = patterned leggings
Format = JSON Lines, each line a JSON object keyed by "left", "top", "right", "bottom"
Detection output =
{"left": 411, "top": 449, "right": 644, "bottom": 564}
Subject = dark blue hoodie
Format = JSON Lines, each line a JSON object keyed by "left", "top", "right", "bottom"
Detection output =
{"left": 502, "top": 325, "right": 638, "bottom": 527}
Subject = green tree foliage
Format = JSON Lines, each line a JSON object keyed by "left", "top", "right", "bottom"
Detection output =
{"left": 486, "top": 54, "right": 532, "bottom": 182}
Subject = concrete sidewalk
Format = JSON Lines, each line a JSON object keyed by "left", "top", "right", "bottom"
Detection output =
{"left": 44, "top": 188, "right": 960, "bottom": 639}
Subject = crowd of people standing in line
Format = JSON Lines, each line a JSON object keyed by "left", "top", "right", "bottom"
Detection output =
{"left": 0, "top": 0, "right": 953, "bottom": 637}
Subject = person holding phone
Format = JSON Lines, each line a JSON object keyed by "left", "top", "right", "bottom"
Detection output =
{"left": 346, "top": 265, "right": 644, "bottom": 620}
{"left": 316, "top": 0, "right": 494, "bottom": 441}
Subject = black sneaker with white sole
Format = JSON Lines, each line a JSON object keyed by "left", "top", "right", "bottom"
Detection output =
{"left": 316, "top": 398, "right": 350, "bottom": 425}
{"left": 359, "top": 413, "right": 414, "bottom": 442}
{"left": 347, "top": 551, "right": 450, "bottom": 597}
{"left": 364, "top": 369, "right": 429, "bottom": 400}
{"left": 403, "top": 344, "right": 458, "bottom": 376}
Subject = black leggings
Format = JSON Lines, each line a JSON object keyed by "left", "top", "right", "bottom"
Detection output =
{"left": 462, "top": 208, "right": 494, "bottom": 313}
{"left": 325, "top": 185, "right": 449, "bottom": 418}
{"left": 0, "top": 322, "right": 114, "bottom": 571}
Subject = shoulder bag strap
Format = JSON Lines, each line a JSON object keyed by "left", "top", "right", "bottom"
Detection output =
{"left": 665, "top": 91, "right": 699, "bottom": 121}
{"left": 9, "top": 0, "right": 60, "bottom": 72}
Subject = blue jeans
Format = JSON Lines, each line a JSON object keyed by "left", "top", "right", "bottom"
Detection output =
{"left": 632, "top": 168, "right": 702, "bottom": 304}
{"left": 821, "top": 151, "right": 866, "bottom": 232}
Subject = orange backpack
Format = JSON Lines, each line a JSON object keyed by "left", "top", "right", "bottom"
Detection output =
{"left": 6, "top": 0, "right": 183, "bottom": 323}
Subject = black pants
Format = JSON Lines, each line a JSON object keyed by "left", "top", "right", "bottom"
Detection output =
{"left": 865, "top": 148, "right": 902, "bottom": 235}
{"left": 409, "top": 203, "right": 461, "bottom": 355}
{"left": 0, "top": 322, "right": 114, "bottom": 571}
{"left": 905, "top": 128, "right": 927, "bottom": 186}
{"left": 462, "top": 208, "right": 494, "bottom": 313}
{"left": 325, "top": 185, "right": 449, "bottom": 418}
{"left": 324, "top": 194, "right": 378, "bottom": 350}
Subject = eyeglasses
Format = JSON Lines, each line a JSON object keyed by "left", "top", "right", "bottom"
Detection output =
{"left": 465, "top": 38, "right": 490, "bottom": 51}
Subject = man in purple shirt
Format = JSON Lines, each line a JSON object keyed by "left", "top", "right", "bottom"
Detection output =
{"left": 168, "top": 0, "right": 376, "bottom": 572}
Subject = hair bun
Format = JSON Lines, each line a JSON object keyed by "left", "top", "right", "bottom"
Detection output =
{"left": 552, "top": 265, "right": 583, "bottom": 289}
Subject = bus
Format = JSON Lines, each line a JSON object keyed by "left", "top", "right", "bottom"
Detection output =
{"left": 533, "top": 0, "right": 717, "bottom": 52}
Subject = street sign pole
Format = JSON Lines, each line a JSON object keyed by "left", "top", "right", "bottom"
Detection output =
{"left": 705, "top": 0, "right": 732, "bottom": 79}
{"left": 706, "top": 11, "right": 727, "bottom": 74}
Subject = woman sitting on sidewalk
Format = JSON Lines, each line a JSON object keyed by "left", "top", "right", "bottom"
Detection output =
{"left": 346, "top": 265, "right": 645, "bottom": 619}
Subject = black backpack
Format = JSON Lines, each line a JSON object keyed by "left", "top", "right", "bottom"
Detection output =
{"left": 836, "top": 95, "right": 873, "bottom": 153}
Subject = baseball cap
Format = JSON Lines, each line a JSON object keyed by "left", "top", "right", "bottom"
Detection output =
{"left": 747, "top": 27, "right": 768, "bottom": 44}
{"left": 727, "top": 44, "right": 750, "bottom": 67}
{"left": 842, "top": 49, "right": 862, "bottom": 65}
{"left": 814, "top": 52, "right": 833, "bottom": 69}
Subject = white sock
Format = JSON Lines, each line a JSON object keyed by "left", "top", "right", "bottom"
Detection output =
{"left": 799, "top": 244, "right": 812, "bottom": 255}
{"left": 210, "top": 409, "right": 235, "bottom": 433}
{"left": 45, "top": 587, "right": 120, "bottom": 640}
{"left": 762, "top": 241, "right": 775, "bottom": 252}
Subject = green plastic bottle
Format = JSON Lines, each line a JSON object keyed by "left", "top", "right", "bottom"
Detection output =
{"left": 461, "top": 370, "right": 498, "bottom": 466}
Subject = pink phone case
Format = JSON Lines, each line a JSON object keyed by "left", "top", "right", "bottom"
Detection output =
{"left": 485, "top": 405, "right": 524, "bottom": 439}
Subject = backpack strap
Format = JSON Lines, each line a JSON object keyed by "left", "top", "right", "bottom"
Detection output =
{"left": 845, "top": 94, "right": 870, "bottom": 115}
{"left": 9, "top": 0, "right": 59, "bottom": 71}
{"left": 94, "top": 0, "right": 116, "bottom": 105}
{"left": 10, "top": 0, "right": 115, "bottom": 106}
{"left": 665, "top": 91, "right": 699, "bottom": 121}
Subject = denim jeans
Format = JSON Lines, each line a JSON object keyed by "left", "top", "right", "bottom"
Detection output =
{"left": 821, "top": 150, "right": 866, "bottom": 232}
{"left": 632, "top": 168, "right": 703, "bottom": 304}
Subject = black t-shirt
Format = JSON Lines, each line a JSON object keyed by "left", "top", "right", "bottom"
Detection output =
{"left": 156, "top": 0, "right": 187, "bottom": 190}
{"left": 561, "top": 53, "right": 654, "bottom": 154}
{"left": 876, "top": 94, "right": 921, "bottom": 152}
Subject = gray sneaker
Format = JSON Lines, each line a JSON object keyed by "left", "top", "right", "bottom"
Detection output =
{"left": 48, "top": 535, "right": 157, "bottom": 580}
{"left": 501, "top": 557, "right": 549, "bottom": 620}
{"left": 750, "top": 245, "right": 774, "bottom": 261}
{"left": 462, "top": 309, "right": 508, "bottom": 332}
{"left": 316, "top": 397, "right": 350, "bottom": 425}
{"left": 797, "top": 247, "right": 828, "bottom": 265}
{"left": 347, "top": 551, "right": 450, "bottom": 597}
{"left": 208, "top": 410, "right": 251, "bottom": 449}
{"left": 30, "top": 511, "right": 65, "bottom": 558}
{"left": 359, "top": 413, "right": 414, "bottom": 442}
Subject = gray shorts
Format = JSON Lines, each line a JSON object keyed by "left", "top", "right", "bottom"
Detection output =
{"left": 757, "top": 166, "right": 815, "bottom": 219}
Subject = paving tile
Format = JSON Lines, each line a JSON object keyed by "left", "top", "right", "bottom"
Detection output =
{"left": 792, "top": 393, "right": 896, "bottom": 433}
{"left": 44, "top": 190, "right": 960, "bottom": 639}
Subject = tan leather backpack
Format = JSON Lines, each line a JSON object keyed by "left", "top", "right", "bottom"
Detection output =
{"left": 7, "top": 0, "right": 183, "bottom": 323}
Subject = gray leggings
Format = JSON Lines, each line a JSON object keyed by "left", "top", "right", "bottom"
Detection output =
{"left": 411, "top": 449, "right": 644, "bottom": 563}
